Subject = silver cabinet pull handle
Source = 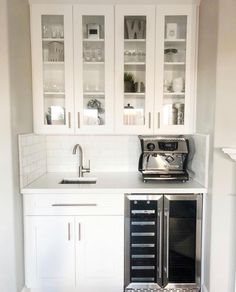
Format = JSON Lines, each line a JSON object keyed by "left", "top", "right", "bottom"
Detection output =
{"left": 158, "top": 210, "right": 162, "bottom": 278}
{"left": 78, "top": 112, "right": 80, "bottom": 128}
{"left": 148, "top": 112, "right": 151, "bottom": 128}
{"left": 68, "top": 112, "right": 71, "bottom": 128}
{"left": 157, "top": 112, "right": 160, "bottom": 128}
{"left": 52, "top": 203, "right": 97, "bottom": 207}
{"left": 165, "top": 210, "right": 169, "bottom": 278}
{"left": 78, "top": 222, "right": 81, "bottom": 241}
{"left": 68, "top": 223, "right": 71, "bottom": 241}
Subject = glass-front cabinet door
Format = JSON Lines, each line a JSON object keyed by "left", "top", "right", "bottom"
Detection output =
{"left": 74, "top": 6, "right": 114, "bottom": 134}
{"left": 31, "top": 5, "right": 74, "bottom": 134}
{"left": 163, "top": 194, "right": 202, "bottom": 290}
{"left": 115, "top": 6, "right": 155, "bottom": 134}
{"left": 155, "top": 6, "right": 197, "bottom": 134}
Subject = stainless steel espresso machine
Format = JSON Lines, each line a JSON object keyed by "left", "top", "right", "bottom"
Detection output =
{"left": 138, "top": 136, "right": 189, "bottom": 182}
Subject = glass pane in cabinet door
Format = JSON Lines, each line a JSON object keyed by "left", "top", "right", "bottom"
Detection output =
{"left": 123, "top": 16, "right": 146, "bottom": 126}
{"left": 168, "top": 200, "right": 196, "bottom": 283}
{"left": 82, "top": 16, "right": 105, "bottom": 126}
{"left": 41, "top": 15, "right": 66, "bottom": 126}
{"left": 163, "top": 16, "right": 187, "bottom": 126}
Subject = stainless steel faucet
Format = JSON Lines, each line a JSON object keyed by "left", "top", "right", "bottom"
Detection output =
{"left": 72, "top": 144, "right": 90, "bottom": 177}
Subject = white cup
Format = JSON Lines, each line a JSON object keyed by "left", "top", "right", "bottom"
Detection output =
{"left": 172, "top": 77, "right": 184, "bottom": 92}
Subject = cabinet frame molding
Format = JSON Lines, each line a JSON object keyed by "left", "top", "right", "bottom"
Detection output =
{"left": 30, "top": 4, "right": 74, "bottom": 134}
{"left": 30, "top": 3, "right": 198, "bottom": 135}
{"left": 115, "top": 5, "right": 156, "bottom": 135}
{"left": 73, "top": 5, "right": 115, "bottom": 134}
{"left": 155, "top": 4, "right": 198, "bottom": 134}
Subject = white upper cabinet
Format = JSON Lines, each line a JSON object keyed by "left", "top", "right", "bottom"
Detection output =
{"left": 155, "top": 5, "right": 198, "bottom": 134}
{"left": 115, "top": 5, "right": 156, "bottom": 135}
{"left": 30, "top": 5, "right": 74, "bottom": 134}
{"left": 73, "top": 6, "right": 114, "bottom": 134}
{"left": 30, "top": 3, "right": 198, "bottom": 135}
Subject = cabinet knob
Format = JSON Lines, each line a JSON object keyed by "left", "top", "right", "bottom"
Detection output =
{"left": 148, "top": 112, "right": 151, "bottom": 129}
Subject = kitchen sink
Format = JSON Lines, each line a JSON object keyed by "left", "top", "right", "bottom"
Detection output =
{"left": 59, "top": 177, "right": 97, "bottom": 184}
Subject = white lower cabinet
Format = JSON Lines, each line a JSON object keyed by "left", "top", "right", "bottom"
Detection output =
{"left": 25, "top": 214, "right": 124, "bottom": 292}
{"left": 76, "top": 216, "right": 124, "bottom": 292}
{"left": 25, "top": 216, "right": 76, "bottom": 290}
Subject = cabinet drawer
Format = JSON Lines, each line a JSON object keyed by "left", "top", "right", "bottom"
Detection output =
{"left": 24, "top": 194, "right": 124, "bottom": 216}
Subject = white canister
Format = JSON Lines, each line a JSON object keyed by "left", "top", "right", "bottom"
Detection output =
{"left": 172, "top": 77, "right": 184, "bottom": 93}
{"left": 166, "top": 23, "right": 178, "bottom": 39}
{"left": 163, "top": 104, "right": 177, "bottom": 125}
{"left": 43, "top": 48, "right": 49, "bottom": 61}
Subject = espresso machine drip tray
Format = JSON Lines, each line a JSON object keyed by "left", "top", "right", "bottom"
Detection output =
{"left": 142, "top": 171, "right": 189, "bottom": 183}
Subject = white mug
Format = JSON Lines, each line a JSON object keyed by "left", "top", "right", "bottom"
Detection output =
{"left": 172, "top": 77, "right": 184, "bottom": 92}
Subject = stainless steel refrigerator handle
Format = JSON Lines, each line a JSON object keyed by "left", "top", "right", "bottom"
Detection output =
{"left": 165, "top": 210, "right": 170, "bottom": 279}
{"left": 159, "top": 210, "right": 162, "bottom": 278}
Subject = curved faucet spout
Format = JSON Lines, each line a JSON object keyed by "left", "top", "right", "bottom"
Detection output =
{"left": 73, "top": 144, "right": 83, "bottom": 167}
{"left": 72, "top": 144, "right": 90, "bottom": 177}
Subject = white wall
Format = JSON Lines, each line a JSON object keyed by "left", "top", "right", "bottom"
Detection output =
{"left": 209, "top": 0, "right": 236, "bottom": 290}
{"left": 197, "top": 0, "right": 236, "bottom": 291}
{"left": 197, "top": 0, "right": 219, "bottom": 289}
{"left": 0, "top": 0, "right": 32, "bottom": 291}
{"left": 7, "top": 0, "right": 33, "bottom": 288}
{"left": 0, "top": 0, "right": 17, "bottom": 291}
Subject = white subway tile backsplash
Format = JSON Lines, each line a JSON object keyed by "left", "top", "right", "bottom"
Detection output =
{"left": 18, "top": 133, "right": 209, "bottom": 189}
{"left": 18, "top": 134, "right": 47, "bottom": 188}
{"left": 46, "top": 135, "right": 140, "bottom": 172}
{"left": 188, "top": 133, "right": 210, "bottom": 187}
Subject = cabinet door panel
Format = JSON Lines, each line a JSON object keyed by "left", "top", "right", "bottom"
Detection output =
{"left": 25, "top": 216, "right": 75, "bottom": 289}
{"left": 30, "top": 5, "right": 74, "bottom": 134}
{"left": 163, "top": 194, "right": 202, "bottom": 289}
{"left": 73, "top": 6, "right": 114, "bottom": 134}
{"left": 76, "top": 216, "right": 124, "bottom": 292}
{"left": 155, "top": 5, "right": 197, "bottom": 134}
{"left": 115, "top": 5, "right": 155, "bottom": 134}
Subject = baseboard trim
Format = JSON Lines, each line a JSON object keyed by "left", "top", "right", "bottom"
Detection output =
{"left": 202, "top": 284, "right": 209, "bottom": 292}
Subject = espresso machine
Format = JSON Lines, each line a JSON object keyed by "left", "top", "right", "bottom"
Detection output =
{"left": 138, "top": 136, "right": 189, "bottom": 182}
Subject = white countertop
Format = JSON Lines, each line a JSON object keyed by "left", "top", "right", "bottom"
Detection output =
{"left": 21, "top": 172, "right": 207, "bottom": 194}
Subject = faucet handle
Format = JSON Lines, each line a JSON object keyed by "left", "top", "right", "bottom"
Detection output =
{"left": 83, "top": 160, "right": 90, "bottom": 173}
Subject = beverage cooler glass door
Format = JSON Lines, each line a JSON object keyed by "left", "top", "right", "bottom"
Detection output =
{"left": 163, "top": 194, "right": 202, "bottom": 290}
{"left": 125, "top": 194, "right": 163, "bottom": 290}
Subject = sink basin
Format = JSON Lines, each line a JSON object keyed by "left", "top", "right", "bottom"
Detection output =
{"left": 59, "top": 177, "right": 97, "bottom": 184}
